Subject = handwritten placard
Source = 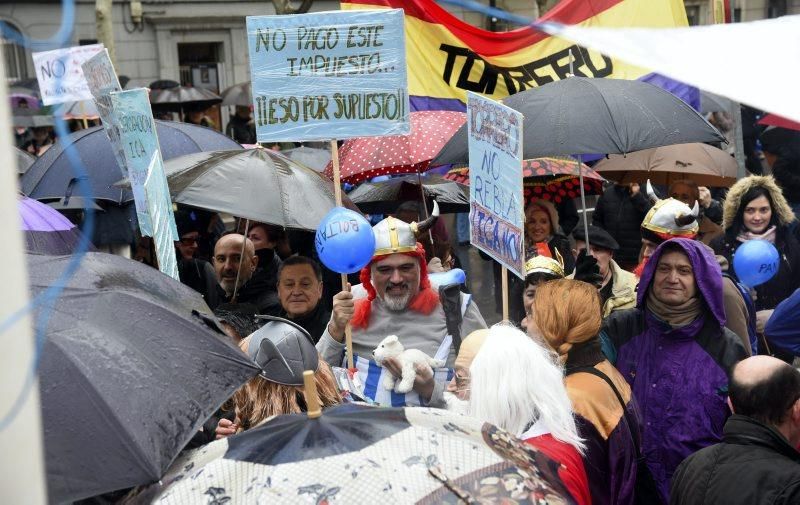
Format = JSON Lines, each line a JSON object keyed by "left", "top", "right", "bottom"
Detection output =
{"left": 144, "top": 153, "right": 180, "bottom": 281}
{"left": 32, "top": 44, "right": 104, "bottom": 105}
{"left": 246, "top": 9, "right": 409, "bottom": 142}
{"left": 81, "top": 50, "right": 127, "bottom": 178}
{"left": 109, "top": 88, "right": 178, "bottom": 240}
{"left": 467, "top": 92, "right": 525, "bottom": 279}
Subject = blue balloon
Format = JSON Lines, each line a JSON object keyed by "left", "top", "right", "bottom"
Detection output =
{"left": 429, "top": 268, "right": 467, "bottom": 287}
{"left": 315, "top": 207, "right": 376, "bottom": 274}
{"left": 733, "top": 239, "right": 780, "bottom": 288}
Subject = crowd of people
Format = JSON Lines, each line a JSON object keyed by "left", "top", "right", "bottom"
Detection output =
{"left": 18, "top": 86, "right": 800, "bottom": 503}
{"left": 144, "top": 120, "right": 800, "bottom": 504}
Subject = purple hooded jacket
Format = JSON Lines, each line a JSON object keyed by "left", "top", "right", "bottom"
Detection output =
{"left": 601, "top": 239, "right": 747, "bottom": 503}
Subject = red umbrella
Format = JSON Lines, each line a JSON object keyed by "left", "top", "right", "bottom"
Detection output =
{"left": 323, "top": 111, "right": 466, "bottom": 184}
{"left": 758, "top": 113, "right": 800, "bottom": 132}
{"left": 445, "top": 157, "right": 605, "bottom": 205}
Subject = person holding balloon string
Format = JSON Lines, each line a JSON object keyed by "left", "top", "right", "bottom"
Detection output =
{"left": 314, "top": 202, "right": 487, "bottom": 408}
{"left": 711, "top": 175, "right": 800, "bottom": 362}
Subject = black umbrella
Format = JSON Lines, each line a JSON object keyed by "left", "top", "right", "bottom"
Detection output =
{"left": 700, "top": 90, "right": 734, "bottom": 115}
{"left": 431, "top": 77, "right": 725, "bottom": 166}
{"left": 148, "top": 79, "right": 180, "bottom": 90}
{"left": 431, "top": 77, "right": 725, "bottom": 247}
{"left": 348, "top": 174, "right": 469, "bottom": 214}
{"left": 30, "top": 252, "right": 259, "bottom": 503}
{"left": 21, "top": 120, "right": 242, "bottom": 204}
{"left": 150, "top": 86, "right": 222, "bottom": 114}
{"left": 157, "top": 148, "right": 359, "bottom": 231}
{"left": 221, "top": 81, "right": 252, "bottom": 107}
{"left": 15, "top": 147, "right": 35, "bottom": 175}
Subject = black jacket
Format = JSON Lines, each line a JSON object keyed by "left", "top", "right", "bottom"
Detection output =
{"left": 592, "top": 185, "right": 652, "bottom": 268}
{"left": 710, "top": 227, "right": 800, "bottom": 312}
{"left": 225, "top": 114, "right": 256, "bottom": 145}
{"left": 279, "top": 302, "right": 331, "bottom": 344}
{"left": 178, "top": 257, "right": 220, "bottom": 309}
{"left": 670, "top": 415, "right": 800, "bottom": 505}
{"left": 217, "top": 268, "right": 281, "bottom": 316}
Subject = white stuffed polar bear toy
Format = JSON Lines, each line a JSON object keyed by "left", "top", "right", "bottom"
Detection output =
{"left": 373, "top": 335, "right": 445, "bottom": 393}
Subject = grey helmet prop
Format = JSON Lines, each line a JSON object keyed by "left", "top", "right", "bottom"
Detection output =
{"left": 247, "top": 316, "right": 319, "bottom": 386}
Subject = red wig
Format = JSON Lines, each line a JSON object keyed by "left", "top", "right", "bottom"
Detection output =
{"left": 351, "top": 242, "right": 440, "bottom": 329}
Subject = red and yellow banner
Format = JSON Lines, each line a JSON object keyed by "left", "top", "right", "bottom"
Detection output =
{"left": 341, "top": 0, "right": 691, "bottom": 110}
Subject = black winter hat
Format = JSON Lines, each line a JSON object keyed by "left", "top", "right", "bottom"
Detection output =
{"left": 571, "top": 225, "right": 620, "bottom": 252}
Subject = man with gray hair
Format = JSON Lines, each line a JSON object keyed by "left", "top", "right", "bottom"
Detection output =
{"left": 671, "top": 355, "right": 800, "bottom": 505}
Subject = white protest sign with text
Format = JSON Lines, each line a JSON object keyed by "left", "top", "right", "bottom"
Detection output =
{"left": 246, "top": 9, "right": 409, "bottom": 142}
{"left": 144, "top": 153, "right": 180, "bottom": 281}
{"left": 467, "top": 92, "right": 525, "bottom": 279}
{"left": 110, "top": 88, "right": 178, "bottom": 239}
{"left": 32, "top": 44, "right": 104, "bottom": 105}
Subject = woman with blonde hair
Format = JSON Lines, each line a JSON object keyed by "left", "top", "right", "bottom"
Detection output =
{"left": 216, "top": 316, "right": 341, "bottom": 437}
{"left": 531, "top": 279, "right": 649, "bottom": 505}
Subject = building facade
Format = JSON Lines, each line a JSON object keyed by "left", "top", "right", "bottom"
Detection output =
{"left": 2, "top": 0, "right": 798, "bottom": 91}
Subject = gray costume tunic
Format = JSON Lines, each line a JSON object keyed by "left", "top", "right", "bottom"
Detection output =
{"left": 317, "top": 286, "right": 486, "bottom": 407}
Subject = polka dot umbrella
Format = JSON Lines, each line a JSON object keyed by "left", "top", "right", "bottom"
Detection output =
{"left": 323, "top": 111, "right": 466, "bottom": 184}
{"left": 445, "top": 157, "right": 606, "bottom": 206}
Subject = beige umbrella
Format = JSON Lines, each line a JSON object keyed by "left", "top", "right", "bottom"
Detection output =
{"left": 593, "top": 142, "right": 738, "bottom": 187}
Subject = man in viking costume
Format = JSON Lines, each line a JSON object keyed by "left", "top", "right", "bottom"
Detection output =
{"left": 316, "top": 202, "right": 487, "bottom": 407}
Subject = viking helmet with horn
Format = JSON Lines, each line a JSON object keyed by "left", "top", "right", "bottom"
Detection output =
{"left": 350, "top": 201, "right": 441, "bottom": 329}
{"left": 641, "top": 180, "right": 700, "bottom": 243}
{"left": 372, "top": 201, "right": 440, "bottom": 257}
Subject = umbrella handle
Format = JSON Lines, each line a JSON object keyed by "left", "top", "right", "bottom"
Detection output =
{"left": 303, "top": 370, "right": 322, "bottom": 419}
{"left": 577, "top": 155, "right": 591, "bottom": 249}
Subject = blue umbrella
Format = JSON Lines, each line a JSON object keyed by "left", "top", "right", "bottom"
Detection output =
{"left": 21, "top": 120, "right": 242, "bottom": 204}
{"left": 765, "top": 288, "right": 800, "bottom": 356}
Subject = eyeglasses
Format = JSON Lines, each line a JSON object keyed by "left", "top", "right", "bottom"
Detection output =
{"left": 454, "top": 372, "right": 470, "bottom": 390}
{"left": 179, "top": 237, "right": 199, "bottom": 245}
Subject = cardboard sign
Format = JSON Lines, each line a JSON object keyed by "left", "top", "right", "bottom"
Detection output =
{"left": 81, "top": 50, "right": 127, "bottom": 178}
{"left": 32, "top": 44, "right": 104, "bottom": 105}
{"left": 109, "top": 88, "right": 178, "bottom": 241}
{"left": 467, "top": 92, "right": 524, "bottom": 279}
{"left": 144, "top": 153, "right": 180, "bottom": 281}
{"left": 246, "top": 9, "right": 409, "bottom": 142}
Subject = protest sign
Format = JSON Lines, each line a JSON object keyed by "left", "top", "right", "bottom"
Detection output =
{"left": 110, "top": 88, "right": 177, "bottom": 240}
{"left": 246, "top": 9, "right": 409, "bottom": 142}
{"left": 144, "top": 153, "right": 180, "bottom": 281}
{"left": 32, "top": 44, "right": 104, "bottom": 105}
{"left": 81, "top": 50, "right": 127, "bottom": 177}
{"left": 467, "top": 92, "right": 524, "bottom": 280}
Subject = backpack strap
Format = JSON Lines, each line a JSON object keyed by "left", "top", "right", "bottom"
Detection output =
{"left": 569, "top": 365, "right": 641, "bottom": 456}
